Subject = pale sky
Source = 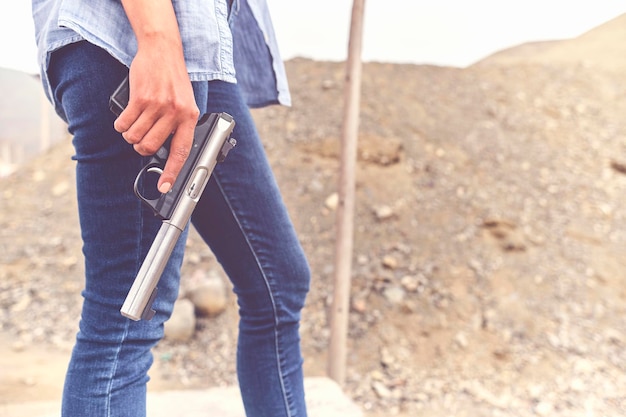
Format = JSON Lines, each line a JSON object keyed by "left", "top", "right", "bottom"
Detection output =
{"left": 2, "top": 1, "right": 625, "bottom": 74}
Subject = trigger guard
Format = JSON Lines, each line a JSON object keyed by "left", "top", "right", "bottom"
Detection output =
{"left": 134, "top": 163, "right": 164, "bottom": 204}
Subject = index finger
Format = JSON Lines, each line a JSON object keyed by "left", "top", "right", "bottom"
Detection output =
{"left": 156, "top": 121, "right": 196, "bottom": 193}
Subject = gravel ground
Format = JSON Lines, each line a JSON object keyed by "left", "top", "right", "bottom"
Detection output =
{"left": 2, "top": 17, "right": 626, "bottom": 417}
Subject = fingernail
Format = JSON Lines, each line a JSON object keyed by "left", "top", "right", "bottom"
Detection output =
{"left": 159, "top": 182, "right": 172, "bottom": 193}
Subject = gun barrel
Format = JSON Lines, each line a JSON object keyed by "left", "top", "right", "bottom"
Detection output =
{"left": 120, "top": 222, "right": 183, "bottom": 321}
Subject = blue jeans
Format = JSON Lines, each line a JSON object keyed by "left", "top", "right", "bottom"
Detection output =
{"left": 47, "top": 41, "right": 310, "bottom": 417}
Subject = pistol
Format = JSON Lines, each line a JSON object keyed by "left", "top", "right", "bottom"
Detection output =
{"left": 109, "top": 77, "right": 237, "bottom": 321}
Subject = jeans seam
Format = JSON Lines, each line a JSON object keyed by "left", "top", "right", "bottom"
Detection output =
{"left": 213, "top": 175, "right": 294, "bottom": 417}
{"left": 105, "top": 320, "right": 130, "bottom": 417}
{"left": 104, "top": 174, "right": 143, "bottom": 416}
{"left": 100, "top": 161, "right": 145, "bottom": 416}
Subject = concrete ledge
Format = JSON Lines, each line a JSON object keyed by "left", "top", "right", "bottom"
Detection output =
{"left": 0, "top": 377, "right": 363, "bottom": 417}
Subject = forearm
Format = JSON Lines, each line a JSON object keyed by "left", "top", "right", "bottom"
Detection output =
{"left": 120, "top": 0, "right": 185, "bottom": 61}
{"left": 115, "top": 0, "right": 199, "bottom": 194}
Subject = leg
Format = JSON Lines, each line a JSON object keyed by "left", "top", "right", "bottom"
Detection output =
{"left": 191, "top": 81, "right": 311, "bottom": 417}
{"left": 47, "top": 41, "right": 189, "bottom": 417}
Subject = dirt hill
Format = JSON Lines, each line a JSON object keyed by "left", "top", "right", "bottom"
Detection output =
{"left": 474, "top": 13, "right": 626, "bottom": 71}
{"left": 1, "top": 14, "right": 626, "bottom": 417}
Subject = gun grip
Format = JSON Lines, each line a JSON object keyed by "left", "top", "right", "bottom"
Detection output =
{"left": 109, "top": 76, "right": 129, "bottom": 116}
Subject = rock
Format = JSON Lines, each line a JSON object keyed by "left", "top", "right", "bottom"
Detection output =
{"left": 373, "top": 205, "right": 394, "bottom": 221}
{"left": 187, "top": 276, "right": 228, "bottom": 317}
{"left": 185, "top": 251, "right": 202, "bottom": 265}
{"left": 400, "top": 275, "right": 420, "bottom": 292}
{"left": 10, "top": 293, "right": 32, "bottom": 313}
{"left": 321, "top": 79, "right": 336, "bottom": 90}
{"left": 381, "top": 255, "right": 398, "bottom": 270}
{"left": 372, "top": 380, "right": 392, "bottom": 399}
{"left": 51, "top": 181, "right": 70, "bottom": 196}
{"left": 164, "top": 298, "right": 196, "bottom": 342}
{"left": 380, "top": 347, "right": 395, "bottom": 367}
{"left": 325, "top": 192, "right": 339, "bottom": 210}
{"left": 610, "top": 159, "right": 626, "bottom": 174}
{"left": 481, "top": 218, "right": 527, "bottom": 251}
{"left": 351, "top": 297, "right": 367, "bottom": 314}
{"left": 534, "top": 401, "right": 554, "bottom": 416}
{"left": 454, "top": 331, "right": 469, "bottom": 348}
{"left": 357, "top": 134, "right": 403, "bottom": 166}
{"left": 383, "top": 286, "right": 405, "bottom": 305}
{"left": 11, "top": 341, "right": 26, "bottom": 352}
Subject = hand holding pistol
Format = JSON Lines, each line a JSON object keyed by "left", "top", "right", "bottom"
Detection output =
{"left": 110, "top": 77, "right": 236, "bottom": 321}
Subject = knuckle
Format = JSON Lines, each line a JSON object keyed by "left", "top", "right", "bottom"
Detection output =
{"left": 134, "top": 95, "right": 150, "bottom": 109}
{"left": 171, "top": 99, "right": 199, "bottom": 120}
{"left": 134, "top": 142, "right": 159, "bottom": 156}
{"left": 144, "top": 142, "right": 161, "bottom": 155}
{"left": 114, "top": 120, "right": 128, "bottom": 133}
{"left": 123, "top": 131, "right": 139, "bottom": 144}
{"left": 132, "top": 143, "right": 147, "bottom": 156}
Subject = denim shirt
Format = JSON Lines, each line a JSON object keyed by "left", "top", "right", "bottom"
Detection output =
{"left": 32, "top": 0, "right": 291, "bottom": 108}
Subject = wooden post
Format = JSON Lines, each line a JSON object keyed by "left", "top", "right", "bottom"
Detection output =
{"left": 328, "top": 0, "right": 366, "bottom": 386}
